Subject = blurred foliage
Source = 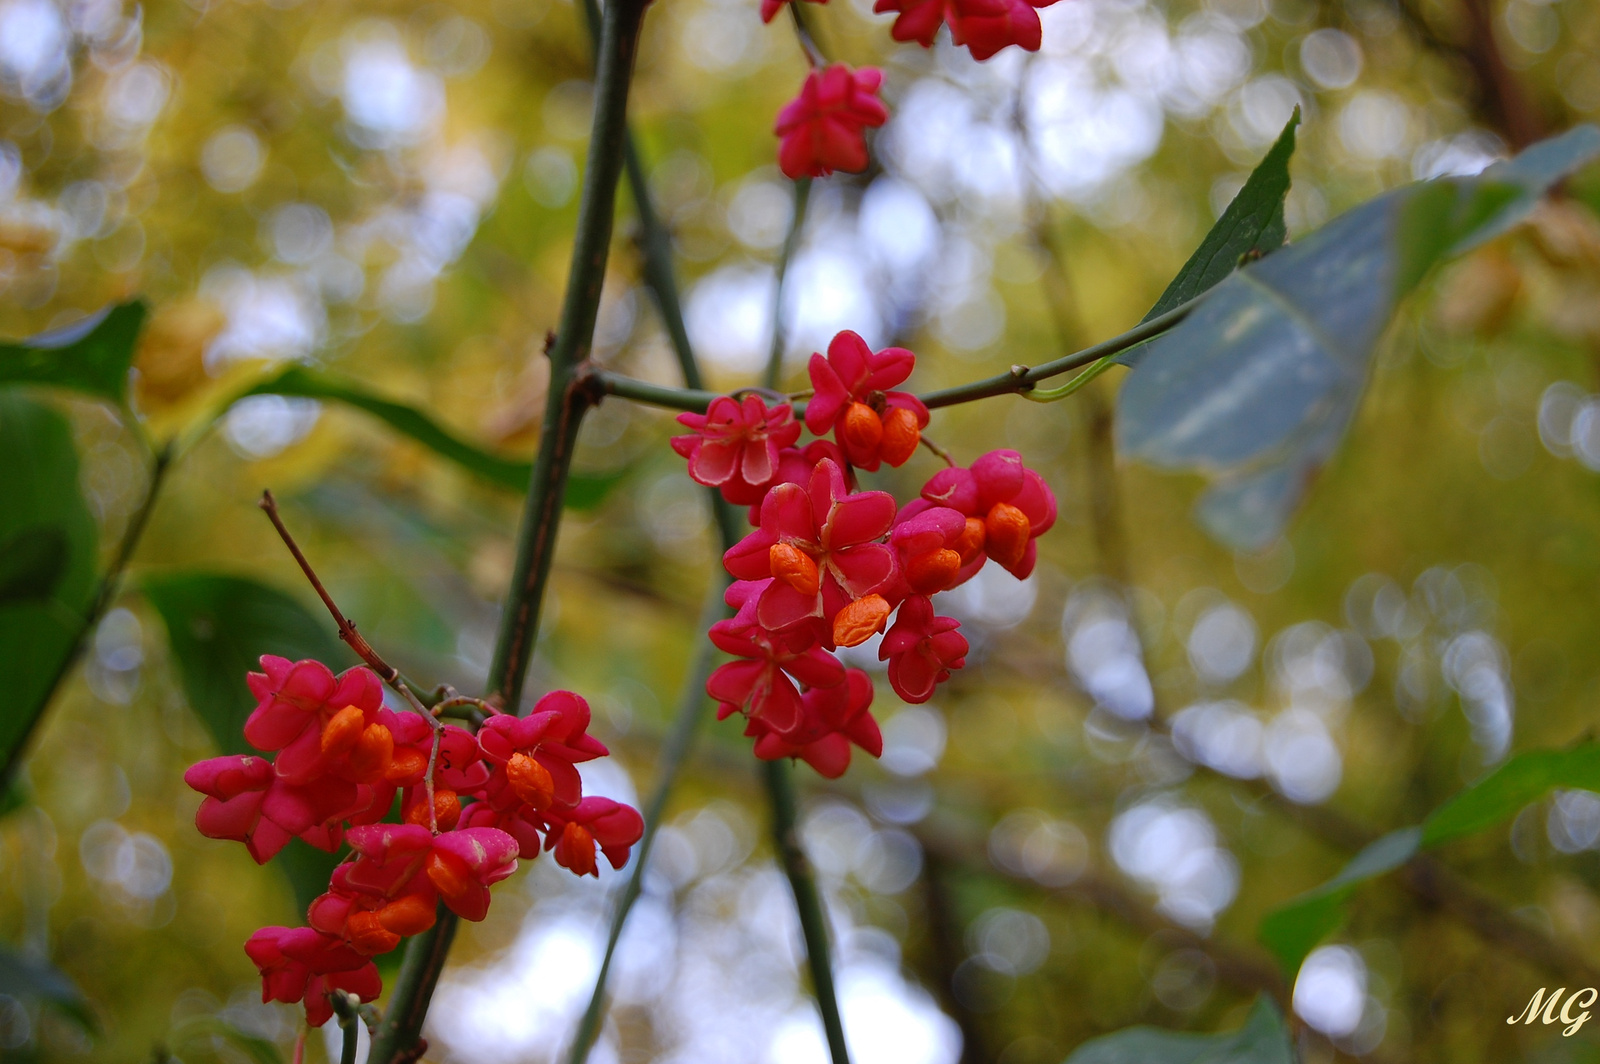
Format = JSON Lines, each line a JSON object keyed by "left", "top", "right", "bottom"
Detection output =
{"left": 3, "top": 0, "right": 1600, "bottom": 1062}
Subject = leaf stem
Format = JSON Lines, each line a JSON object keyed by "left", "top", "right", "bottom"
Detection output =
{"left": 917, "top": 294, "right": 1200, "bottom": 408}
{"left": 766, "top": 757, "right": 851, "bottom": 1064}
{"left": 565, "top": 579, "right": 729, "bottom": 1064}
{"left": 764, "top": 178, "right": 813, "bottom": 390}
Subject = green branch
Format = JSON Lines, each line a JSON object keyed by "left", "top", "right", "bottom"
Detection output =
{"left": 580, "top": 0, "right": 703, "bottom": 393}
{"left": 368, "top": 1, "right": 652, "bottom": 1060}
{"left": 487, "top": 0, "right": 652, "bottom": 713}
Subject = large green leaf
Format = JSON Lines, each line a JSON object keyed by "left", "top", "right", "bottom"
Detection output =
{"left": 1422, "top": 745, "right": 1600, "bottom": 847}
{"left": 1118, "top": 125, "right": 1600, "bottom": 550}
{"left": 240, "top": 364, "right": 623, "bottom": 509}
{"left": 1259, "top": 741, "right": 1600, "bottom": 972}
{"left": 0, "top": 526, "right": 69, "bottom": 602}
{"left": 0, "top": 301, "right": 146, "bottom": 403}
{"left": 1257, "top": 827, "right": 1421, "bottom": 973}
{"left": 1064, "top": 997, "right": 1293, "bottom": 1064}
{"left": 1132, "top": 109, "right": 1299, "bottom": 334}
{"left": 142, "top": 572, "right": 350, "bottom": 911}
{"left": 0, "top": 395, "right": 99, "bottom": 781}
{"left": 242, "top": 365, "right": 531, "bottom": 490}
{"left": 0, "top": 943, "right": 97, "bottom": 1034}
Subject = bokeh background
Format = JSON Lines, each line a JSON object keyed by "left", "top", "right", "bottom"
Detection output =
{"left": 3, "top": 0, "right": 1600, "bottom": 1060}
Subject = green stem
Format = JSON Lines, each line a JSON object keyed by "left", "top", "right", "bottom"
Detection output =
{"left": 592, "top": 294, "right": 1202, "bottom": 417}
{"left": 370, "top": 2, "right": 651, "bottom": 1060}
{"left": 366, "top": 904, "right": 458, "bottom": 1064}
{"left": 565, "top": 580, "right": 729, "bottom": 1064}
{"left": 763, "top": 178, "right": 813, "bottom": 391}
{"left": 0, "top": 441, "right": 172, "bottom": 790}
{"left": 917, "top": 294, "right": 1200, "bottom": 409}
{"left": 340, "top": 1020, "right": 358, "bottom": 1064}
{"left": 599, "top": 371, "right": 720, "bottom": 413}
{"left": 766, "top": 758, "right": 851, "bottom": 1064}
{"left": 487, "top": 0, "right": 652, "bottom": 713}
{"left": 330, "top": 993, "right": 359, "bottom": 1064}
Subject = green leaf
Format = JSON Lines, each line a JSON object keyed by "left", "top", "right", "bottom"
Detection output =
{"left": 141, "top": 572, "right": 350, "bottom": 912}
{"left": 0, "top": 301, "right": 146, "bottom": 403}
{"left": 1258, "top": 742, "right": 1600, "bottom": 973}
{"left": 167, "top": 1015, "right": 285, "bottom": 1064}
{"left": 1423, "top": 745, "right": 1600, "bottom": 847}
{"left": 1134, "top": 108, "right": 1299, "bottom": 333}
{"left": 1455, "top": 124, "right": 1600, "bottom": 252}
{"left": 243, "top": 365, "right": 532, "bottom": 490}
{"left": 0, "top": 944, "right": 97, "bottom": 1034}
{"left": 0, "top": 395, "right": 99, "bottom": 778}
{"left": 0, "top": 526, "right": 69, "bottom": 602}
{"left": 1118, "top": 125, "right": 1600, "bottom": 551}
{"left": 238, "top": 365, "right": 627, "bottom": 509}
{"left": 241, "top": 365, "right": 625, "bottom": 508}
{"left": 1258, "top": 827, "right": 1421, "bottom": 973}
{"left": 1064, "top": 997, "right": 1293, "bottom": 1064}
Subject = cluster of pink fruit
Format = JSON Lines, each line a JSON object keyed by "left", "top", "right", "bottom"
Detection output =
{"left": 672, "top": 330, "right": 1057, "bottom": 778}
{"left": 184, "top": 659, "right": 642, "bottom": 1025}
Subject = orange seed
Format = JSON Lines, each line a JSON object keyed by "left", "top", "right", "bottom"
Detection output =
{"left": 984, "top": 502, "right": 1031, "bottom": 568}
{"left": 320, "top": 706, "right": 366, "bottom": 758}
{"left": 405, "top": 788, "right": 461, "bottom": 830}
{"left": 560, "top": 822, "right": 598, "bottom": 877}
{"left": 385, "top": 747, "right": 428, "bottom": 783}
{"left": 507, "top": 753, "right": 555, "bottom": 810}
{"left": 425, "top": 850, "right": 471, "bottom": 900}
{"left": 347, "top": 723, "right": 395, "bottom": 782}
{"left": 347, "top": 910, "right": 400, "bottom": 955}
{"left": 906, "top": 548, "right": 961, "bottom": 594}
{"left": 952, "top": 517, "right": 986, "bottom": 565}
{"left": 841, "top": 402, "right": 884, "bottom": 453}
{"left": 769, "top": 543, "right": 821, "bottom": 597}
{"left": 377, "top": 894, "right": 436, "bottom": 936}
{"left": 879, "top": 407, "right": 920, "bottom": 466}
{"left": 833, "top": 594, "right": 891, "bottom": 647}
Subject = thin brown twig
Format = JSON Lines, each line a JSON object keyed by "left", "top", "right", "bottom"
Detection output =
{"left": 258, "top": 489, "right": 446, "bottom": 833}
{"left": 259, "top": 490, "right": 399, "bottom": 684}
